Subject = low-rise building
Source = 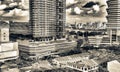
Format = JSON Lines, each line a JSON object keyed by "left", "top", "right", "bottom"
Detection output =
{"left": 52, "top": 53, "right": 99, "bottom": 72}
{"left": 0, "top": 42, "right": 19, "bottom": 62}
{"left": 17, "top": 39, "right": 77, "bottom": 59}
{"left": 18, "top": 39, "right": 56, "bottom": 59}
{"left": 0, "top": 24, "right": 19, "bottom": 62}
{"left": 52, "top": 53, "right": 91, "bottom": 67}
{"left": 67, "top": 59, "right": 99, "bottom": 72}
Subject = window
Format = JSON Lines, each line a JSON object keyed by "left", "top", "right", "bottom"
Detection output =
{"left": 4, "top": 38, "right": 6, "bottom": 40}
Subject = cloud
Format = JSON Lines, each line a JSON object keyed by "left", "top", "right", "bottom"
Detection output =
{"left": 66, "top": 0, "right": 108, "bottom": 24}
{"left": 92, "top": 5, "right": 100, "bottom": 12}
{"left": 2, "top": 8, "right": 29, "bottom": 17}
{"left": 0, "top": 4, "right": 7, "bottom": 10}
{"left": 66, "top": 8, "right": 72, "bottom": 13}
{"left": 74, "top": 7, "right": 82, "bottom": 14}
{"left": 9, "top": 2, "right": 17, "bottom": 7}
{"left": 0, "top": 0, "right": 29, "bottom": 22}
{"left": 0, "top": 0, "right": 108, "bottom": 23}
{"left": 83, "top": 1, "right": 97, "bottom": 8}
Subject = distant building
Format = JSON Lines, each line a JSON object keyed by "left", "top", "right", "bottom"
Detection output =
{"left": 107, "top": 60, "right": 120, "bottom": 72}
{"left": 88, "top": 35, "right": 111, "bottom": 47}
{"left": 67, "top": 22, "right": 106, "bottom": 30}
{"left": 107, "top": 0, "right": 120, "bottom": 44}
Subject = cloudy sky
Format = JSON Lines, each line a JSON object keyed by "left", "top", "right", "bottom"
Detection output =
{"left": 66, "top": 0, "right": 108, "bottom": 24}
{"left": 0, "top": 0, "right": 29, "bottom": 22}
{"left": 0, "top": 0, "right": 108, "bottom": 23}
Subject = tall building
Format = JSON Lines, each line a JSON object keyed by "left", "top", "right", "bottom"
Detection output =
{"left": 107, "top": 0, "right": 120, "bottom": 44}
{"left": 29, "top": 0, "right": 66, "bottom": 41}
{"left": 56, "top": 0, "right": 66, "bottom": 39}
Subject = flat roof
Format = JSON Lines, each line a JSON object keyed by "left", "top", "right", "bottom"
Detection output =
{"left": 54, "top": 53, "right": 91, "bottom": 62}
{"left": 67, "top": 59, "right": 98, "bottom": 68}
{"left": 108, "top": 60, "right": 120, "bottom": 69}
{"left": 17, "top": 39, "right": 76, "bottom": 47}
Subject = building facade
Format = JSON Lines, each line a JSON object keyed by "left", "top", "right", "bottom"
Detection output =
{"left": 18, "top": 39, "right": 77, "bottom": 59}
{"left": 0, "top": 26, "right": 19, "bottom": 62}
{"left": 29, "top": 0, "right": 66, "bottom": 41}
{"left": 56, "top": 0, "right": 66, "bottom": 39}
{"left": 0, "top": 42, "right": 19, "bottom": 62}
{"left": 107, "top": 0, "right": 120, "bottom": 44}
{"left": 0, "top": 28, "right": 9, "bottom": 43}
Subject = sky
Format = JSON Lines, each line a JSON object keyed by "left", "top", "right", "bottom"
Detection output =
{"left": 0, "top": 0, "right": 108, "bottom": 23}
{"left": 0, "top": 0, "right": 29, "bottom": 22}
{"left": 66, "top": 0, "right": 108, "bottom": 24}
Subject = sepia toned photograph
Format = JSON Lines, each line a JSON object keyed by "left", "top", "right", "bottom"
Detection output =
{"left": 0, "top": 0, "right": 120, "bottom": 72}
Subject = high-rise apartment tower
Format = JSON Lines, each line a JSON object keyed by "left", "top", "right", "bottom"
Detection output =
{"left": 29, "top": 0, "right": 66, "bottom": 41}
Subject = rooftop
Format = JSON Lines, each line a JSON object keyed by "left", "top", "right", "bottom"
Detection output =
{"left": 108, "top": 60, "right": 120, "bottom": 72}
{"left": 17, "top": 39, "right": 76, "bottom": 47}
{"left": 32, "top": 60, "right": 53, "bottom": 70}
{"left": 54, "top": 53, "right": 91, "bottom": 62}
{"left": 67, "top": 59, "right": 98, "bottom": 68}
